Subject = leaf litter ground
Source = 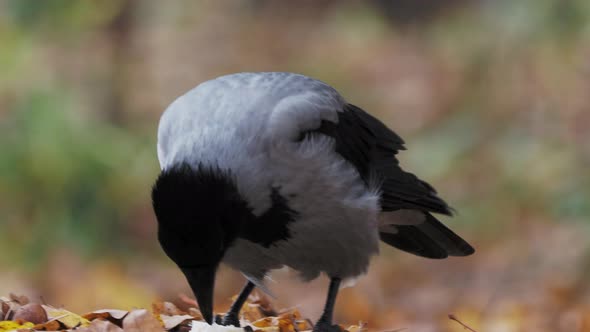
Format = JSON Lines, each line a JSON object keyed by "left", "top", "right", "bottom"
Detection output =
{"left": 0, "top": 292, "right": 368, "bottom": 332}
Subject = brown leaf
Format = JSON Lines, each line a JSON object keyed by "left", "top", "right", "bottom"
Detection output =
{"left": 13, "top": 303, "right": 48, "bottom": 324}
{"left": 253, "top": 326, "right": 280, "bottom": 332}
{"left": 84, "top": 309, "right": 129, "bottom": 327}
{"left": 249, "top": 293, "right": 276, "bottom": 317}
{"left": 0, "top": 300, "right": 9, "bottom": 320}
{"left": 9, "top": 293, "right": 29, "bottom": 305}
{"left": 91, "top": 309, "right": 129, "bottom": 320}
{"left": 277, "top": 309, "right": 301, "bottom": 322}
{"left": 252, "top": 317, "right": 275, "bottom": 328}
{"left": 122, "top": 309, "right": 164, "bottom": 332}
{"left": 82, "top": 309, "right": 129, "bottom": 320}
{"left": 153, "top": 301, "right": 184, "bottom": 317}
{"left": 78, "top": 319, "right": 124, "bottom": 332}
{"left": 241, "top": 302, "right": 264, "bottom": 323}
{"left": 0, "top": 297, "right": 19, "bottom": 321}
{"left": 160, "top": 314, "right": 194, "bottom": 330}
{"left": 277, "top": 318, "right": 295, "bottom": 332}
{"left": 33, "top": 319, "right": 63, "bottom": 331}
{"left": 294, "top": 319, "right": 312, "bottom": 331}
{"left": 345, "top": 323, "right": 368, "bottom": 332}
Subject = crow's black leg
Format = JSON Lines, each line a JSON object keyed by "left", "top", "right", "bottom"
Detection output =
{"left": 215, "top": 281, "right": 255, "bottom": 327}
{"left": 313, "top": 277, "right": 342, "bottom": 332}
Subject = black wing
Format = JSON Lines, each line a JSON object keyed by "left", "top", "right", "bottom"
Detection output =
{"left": 303, "top": 104, "right": 474, "bottom": 258}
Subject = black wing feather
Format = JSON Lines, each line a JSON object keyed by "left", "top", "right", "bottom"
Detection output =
{"left": 380, "top": 226, "right": 448, "bottom": 259}
{"left": 380, "top": 213, "right": 474, "bottom": 257}
{"left": 311, "top": 104, "right": 451, "bottom": 214}
{"left": 305, "top": 104, "right": 474, "bottom": 258}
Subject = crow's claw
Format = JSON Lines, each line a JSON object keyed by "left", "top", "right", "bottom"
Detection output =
{"left": 313, "top": 321, "right": 343, "bottom": 332}
{"left": 215, "top": 313, "right": 240, "bottom": 327}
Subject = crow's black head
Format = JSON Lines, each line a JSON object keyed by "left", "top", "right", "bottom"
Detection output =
{"left": 151, "top": 163, "right": 252, "bottom": 265}
{"left": 151, "top": 163, "right": 252, "bottom": 323}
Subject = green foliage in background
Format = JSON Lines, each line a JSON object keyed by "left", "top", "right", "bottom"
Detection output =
{"left": 0, "top": 89, "right": 158, "bottom": 268}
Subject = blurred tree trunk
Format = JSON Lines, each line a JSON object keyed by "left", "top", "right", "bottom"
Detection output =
{"left": 104, "top": 0, "right": 137, "bottom": 126}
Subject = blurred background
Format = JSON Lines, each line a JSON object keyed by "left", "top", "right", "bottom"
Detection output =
{"left": 1, "top": 0, "right": 590, "bottom": 331}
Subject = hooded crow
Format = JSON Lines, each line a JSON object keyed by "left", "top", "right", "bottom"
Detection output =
{"left": 151, "top": 72, "right": 474, "bottom": 331}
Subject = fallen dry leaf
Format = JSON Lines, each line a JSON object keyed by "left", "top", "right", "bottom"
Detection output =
{"left": 78, "top": 319, "right": 124, "bottom": 332}
{"left": 84, "top": 308, "right": 129, "bottom": 327}
{"left": 0, "top": 301, "right": 10, "bottom": 321}
{"left": 160, "top": 314, "right": 194, "bottom": 330}
{"left": 249, "top": 293, "right": 277, "bottom": 317}
{"left": 33, "top": 319, "right": 64, "bottom": 331}
{"left": 253, "top": 326, "right": 280, "bottom": 332}
{"left": 346, "top": 323, "right": 367, "bottom": 332}
{"left": 252, "top": 316, "right": 275, "bottom": 328}
{"left": 153, "top": 301, "right": 184, "bottom": 317}
{"left": 9, "top": 293, "right": 29, "bottom": 306}
{"left": 276, "top": 318, "right": 295, "bottom": 332}
{"left": 122, "top": 308, "right": 164, "bottom": 332}
{"left": 43, "top": 304, "right": 91, "bottom": 328}
{"left": 294, "top": 319, "right": 312, "bottom": 331}
{"left": 240, "top": 302, "right": 265, "bottom": 323}
{"left": 0, "top": 320, "right": 34, "bottom": 332}
{"left": 13, "top": 303, "right": 47, "bottom": 324}
{"left": 0, "top": 293, "right": 365, "bottom": 332}
{"left": 0, "top": 296, "right": 21, "bottom": 320}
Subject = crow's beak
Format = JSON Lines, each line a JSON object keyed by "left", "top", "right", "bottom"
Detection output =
{"left": 181, "top": 266, "right": 216, "bottom": 324}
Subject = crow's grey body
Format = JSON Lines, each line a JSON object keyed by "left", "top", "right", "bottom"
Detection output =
{"left": 157, "top": 73, "right": 380, "bottom": 282}
{"left": 156, "top": 72, "right": 473, "bottom": 289}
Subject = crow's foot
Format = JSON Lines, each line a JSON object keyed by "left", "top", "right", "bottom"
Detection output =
{"left": 313, "top": 320, "right": 343, "bottom": 332}
{"left": 214, "top": 313, "right": 240, "bottom": 327}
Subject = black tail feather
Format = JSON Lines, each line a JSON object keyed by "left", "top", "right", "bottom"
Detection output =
{"left": 380, "top": 212, "right": 474, "bottom": 259}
